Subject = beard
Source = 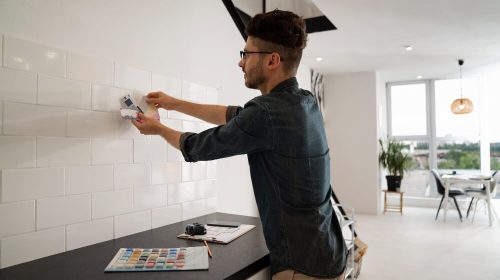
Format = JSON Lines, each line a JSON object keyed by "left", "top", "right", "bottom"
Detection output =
{"left": 244, "top": 60, "right": 267, "bottom": 90}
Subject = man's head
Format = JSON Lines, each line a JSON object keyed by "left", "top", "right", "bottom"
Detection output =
{"left": 245, "top": 9, "right": 307, "bottom": 75}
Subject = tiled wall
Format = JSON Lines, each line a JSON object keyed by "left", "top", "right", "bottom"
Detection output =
{"left": 0, "top": 34, "right": 218, "bottom": 268}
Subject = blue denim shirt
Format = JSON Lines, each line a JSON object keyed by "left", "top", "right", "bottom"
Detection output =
{"left": 180, "top": 77, "right": 347, "bottom": 277}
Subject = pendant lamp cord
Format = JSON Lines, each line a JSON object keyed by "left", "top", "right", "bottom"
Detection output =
{"left": 459, "top": 59, "right": 464, "bottom": 101}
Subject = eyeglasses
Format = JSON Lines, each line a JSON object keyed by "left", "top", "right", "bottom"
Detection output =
{"left": 240, "top": 51, "right": 284, "bottom": 61}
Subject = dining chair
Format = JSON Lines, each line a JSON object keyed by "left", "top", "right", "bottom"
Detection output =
{"left": 431, "top": 169, "right": 465, "bottom": 222}
{"left": 465, "top": 170, "right": 498, "bottom": 222}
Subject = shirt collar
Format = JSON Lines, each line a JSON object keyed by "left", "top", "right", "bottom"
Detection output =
{"left": 269, "top": 77, "right": 299, "bottom": 93}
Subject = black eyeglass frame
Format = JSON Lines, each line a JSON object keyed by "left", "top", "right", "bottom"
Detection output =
{"left": 240, "top": 51, "right": 284, "bottom": 61}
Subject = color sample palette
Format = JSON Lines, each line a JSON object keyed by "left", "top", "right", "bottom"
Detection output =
{"left": 104, "top": 246, "right": 208, "bottom": 272}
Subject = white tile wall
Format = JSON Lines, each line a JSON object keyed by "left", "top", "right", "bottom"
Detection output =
{"left": 66, "top": 217, "right": 113, "bottom": 251}
{"left": 183, "top": 120, "right": 205, "bottom": 133}
{"left": 36, "top": 194, "right": 91, "bottom": 230}
{"left": 133, "top": 185, "right": 167, "bottom": 211}
{"left": 92, "top": 84, "right": 132, "bottom": 112}
{"left": 206, "top": 161, "right": 217, "bottom": 179}
{"left": 0, "top": 227, "right": 65, "bottom": 269}
{"left": 91, "top": 138, "right": 133, "bottom": 165}
{"left": 3, "top": 36, "right": 65, "bottom": 77}
{"left": 1, "top": 167, "right": 64, "bottom": 202}
{"left": 167, "top": 182, "right": 195, "bottom": 205}
{"left": 114, "top": 164, "right": 150, "bottom": 189}
{"left": 37, "top": 137, "right": 91, "bottom": 167}
{"left": 67, "top": 109, "right": 117, "bottom": 138}
{"left": 3, "top": 102, "right": 66, "bottom": 137}
{"left": 182, "top": 200, "right": 207, "bottom": 220}
{"left": 38, "top": 75, "right": 91, "bottom": 109}
{"left": 152, "top": 162, "right": 182, "bottom": 184}
{"left": 67, "top": 52, "right": 114, "bottom": 85}
{"left": 114, "top": 64, "right": 151, "bottom": 92}
{"left": 0, "top": 136, "right": 36, "bottom": 168}
{"left": 0, "top": 201, "right": 35, "bottom": 238}
{"left": 0, "top": 35, "right": 219, "bottom": 268}
{"left": 151, "top": 73, "right": 182, "bottom": 99}
{"left": 0, "top": 68, "right": 37, "bottom": 103}
{"left": 152, "top": 204, "right": 182, "bottom": 228}
{"left": 133, "top": 139, "right": 168, "bottom": 163}
{"left": 114, "top": 210, "right": 151, "bottom": 238}
{"left": 92, "top": 189, "right": 133, "bottom": 219}
{"left": 66, "top": 165, "right": 114, "bottom": 195}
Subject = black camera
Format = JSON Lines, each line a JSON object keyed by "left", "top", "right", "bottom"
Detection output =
{"left": 185, "top": 223, "right": 207, "bottom": 236}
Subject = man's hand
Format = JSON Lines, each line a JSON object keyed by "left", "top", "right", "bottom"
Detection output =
{"left": 131, "top": 113, "right": 163, "bottom": 135}
{"left": 146, "top": 91, "right": 179, "bottom": 110}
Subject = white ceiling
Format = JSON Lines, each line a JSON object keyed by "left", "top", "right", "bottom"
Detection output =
{"left": 302, "top": 0, "right": 500, "bottom": 81}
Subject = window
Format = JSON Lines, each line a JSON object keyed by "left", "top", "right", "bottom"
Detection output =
{"left": 400, "top": 141, "right": 430, "bottom": 197}
{"left": 436, "top": 141, "right": 480, "bottom": 170}
{"left": 389, "top": 83, "right": 427, "bottom": 136}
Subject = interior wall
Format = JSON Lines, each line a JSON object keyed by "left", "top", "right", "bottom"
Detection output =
{"left": 0, "top": 0, "right": 262, "bottom": 268}
{"left": 323, "top": 72, "right": 380, "bottom": 214}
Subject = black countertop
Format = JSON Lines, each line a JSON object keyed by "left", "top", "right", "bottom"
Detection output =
{"left": 0, "top": 213, "right": 269, "bottom": 280}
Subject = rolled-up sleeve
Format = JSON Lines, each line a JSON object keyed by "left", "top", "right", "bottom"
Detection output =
{"left": 179, "top": 101, "right": 272, "bottom": 162}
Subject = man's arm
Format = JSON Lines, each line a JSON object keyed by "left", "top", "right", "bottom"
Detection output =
{"left": 147, "top": 91, "right": 227, "bottom": 125}
{"left": 131, "top": 113, "right": 182, "bottom": 149}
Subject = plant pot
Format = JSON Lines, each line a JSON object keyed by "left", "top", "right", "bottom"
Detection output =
{"left": 385, "top": 175, "right": 402, "bottom": 191}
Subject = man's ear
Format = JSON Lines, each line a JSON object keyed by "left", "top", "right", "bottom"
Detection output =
{"left": 267, "top": 53, "right": 281, "bottom": 70}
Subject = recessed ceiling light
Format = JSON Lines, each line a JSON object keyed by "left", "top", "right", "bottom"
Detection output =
{"left": 405, "top": 45, "right": 413, "bottom": 51}
{"left": 417, "top": 75, "right": 423, "bottom": 79}
{"left": 315, "top": 57, "right": 323, "bottom": 61}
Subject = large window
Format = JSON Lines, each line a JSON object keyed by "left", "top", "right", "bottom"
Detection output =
{"left": 390, "top": 83, "right": 427, "bottom": 136}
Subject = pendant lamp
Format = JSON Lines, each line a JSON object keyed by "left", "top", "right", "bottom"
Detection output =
{"left": 450, "top": 59, "right": 473, "bottom": 114}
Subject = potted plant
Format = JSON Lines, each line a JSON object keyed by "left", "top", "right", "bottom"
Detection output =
{"left": 378, "top": 139, "right": 410, "bottom": 191}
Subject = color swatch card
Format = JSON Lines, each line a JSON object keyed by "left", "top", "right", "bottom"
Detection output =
{"left": 104, "top": 247, "right": 208, "bottom": 272}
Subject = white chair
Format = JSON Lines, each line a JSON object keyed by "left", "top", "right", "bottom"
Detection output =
{"left": 465, "top": 171, "right": 500, "bottom": 223}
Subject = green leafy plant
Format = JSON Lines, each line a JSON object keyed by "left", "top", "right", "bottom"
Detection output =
{"left": 378, "top": 139, "right": 410, "bottom": 178}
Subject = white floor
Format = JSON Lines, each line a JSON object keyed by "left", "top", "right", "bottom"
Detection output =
{"left": 356, "top": 201, "right": 500, "bottom": 280}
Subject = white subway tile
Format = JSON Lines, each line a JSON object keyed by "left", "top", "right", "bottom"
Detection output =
{"left": 182, "top": 81, "right": 206, "bottom": 103}
{"left": 134, "top": 185, "right": 167, "bottom": 211}
{"left": 167, "top": 145, "right": 184, "bottom": 162}
{"left": 0, "top": 227, "right": 65, "bottom": 268}
{"left": 152, "top": 162, "right": 182, "bottom": 184}
{"left": 67, "top": 109, "right": 117, "bottom": 138}
{"left": 206, "top": 87, "right": 219, "bottom": 104}
{"left": 114, "top": 210, "right": 151, "bottom": 238}
{"left": 114, "top": 164, "right": 150, "bottom": 189}
{"left": 182, "top": 162, "right": 207, "bottom": 181}
{"left": 182, "top": 199, "right": 207, "bottom": 220}
{"left": 197, "top": 180, "right": 217, "bottom": 199}
{"left": 0, "top": 201, "right": 35, "bottom": 238}
{"left": 206, "top": 161, "right": 217, "bottom": 179}
{"left": 92, "top": 84, "right": 131, "bottom": 112}
{"left": 1, "top": 167, "right": 64, "bottom": 202}
{"left": 206, "top": 197, "right": 218, "bottom": 214}
{"left": 36, "top": 194, "right": 91, "bottom": 230}
{"left": 37, "top": 137, "right": 90, "bottom": 167}
{"left": 66, "top": 165, "right": 113, "bottom": 195}
{"left": 134, "top": 139, "right": 168, "bottom": 163}
{"left": 152, "top": 204, "right": 182, "bottom": 228}
{"left": 67, "top": 52, "right": 113, "bottom": 85}
{"left": 92, "top": 189, "right": 133, "bottom": 219}
{"left": 151, "top": 73, "right": 181, "bottom": 99}
{"left": 3, "top": 36, "right": 65, "bottom": 77}
{"left": 66, "top": 217, "right": 113, "bottom": 251}
{"left": 114, "top": 64, "right": 151, "bottom": 92}
{"left": 38, "top": 75, "right": 91, "bottom": 109}
{"left": 3, "top": 102, "right": 66, "bottom": 136}
{"left": 167, "top": 110, "right": 196, "bottom": 121}
{"left": 0, "top": 68, "right": 37, "bottom": 103}
{"left": 0, "top": 136, "right": 36, "bottom": 168}
{"left": 183, "top": 120, "right": 205, "bottom": 133}
{"left": 167, "top": 182, "right": 195, "bottom": 205}
{"left": 91, "top": 138, "right": 133, "bottom": 165}
{"left": 116, "top": 117, "right": 146, "bottom": 139}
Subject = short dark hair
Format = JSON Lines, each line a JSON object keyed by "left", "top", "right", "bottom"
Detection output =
{"left": 246, "top": 9, "right": 307, "bottom": 74}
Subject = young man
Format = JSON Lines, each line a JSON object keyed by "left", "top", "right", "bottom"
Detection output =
{"left": 132, "top": 9, "right": 347, "bottom": 280}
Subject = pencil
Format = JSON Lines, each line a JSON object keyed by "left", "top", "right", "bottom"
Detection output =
{"left": 204, "top": 240, "right": 213, "bottom": 258}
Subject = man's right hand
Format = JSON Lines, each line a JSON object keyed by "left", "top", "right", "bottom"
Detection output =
{"left": 146, "top": 91, "right": 179, "bottom": 110}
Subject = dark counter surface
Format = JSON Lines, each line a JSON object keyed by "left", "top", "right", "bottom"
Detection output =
{"left": 0, "top": 213, "right": 269, "bottom": 280}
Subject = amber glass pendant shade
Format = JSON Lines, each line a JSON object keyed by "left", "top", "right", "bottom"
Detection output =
{"left": 450, "top": 98, "right": 473, "bottom": 114}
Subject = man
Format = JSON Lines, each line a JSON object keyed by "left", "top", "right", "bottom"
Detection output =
{"left": 132, "top": 9, "right": 347, "bottom": 280}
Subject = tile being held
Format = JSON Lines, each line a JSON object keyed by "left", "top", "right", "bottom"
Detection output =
{"left": 67, "top": 52, "right": 113, "bottom": 85}
{"left": 0, "top": 68, "right": 37, "bottom": 103}
{"left": 3, "top": 102, "right": 66, "bottom": 137}
{"left": 38, "top": 75, "right": 91, "bottom": 109}
{"left": 114, "top": 64, "right": 151, "bottom": 92}
{"left": 3, "top": 36, "right": 65, "bottom": 77}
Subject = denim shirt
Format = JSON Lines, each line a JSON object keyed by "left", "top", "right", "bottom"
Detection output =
{"left": 180, "top": 77, "right": 347, "bottom": 278}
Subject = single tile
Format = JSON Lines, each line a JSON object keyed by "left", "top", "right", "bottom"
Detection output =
{"left": 1, "top": 167, "right": 64, "bottom": 202}
{"left": 37, "top": 137, "right": 90, "bottom": 167}
{"left": 66, "top": 217, "right": 113, "bottom": 251}
{"left": 38, "top": 75, "right": 91, "bottom": 109}
{"left": 0, "top": 136, "right": 36, "bottom": 168}
{"left": 67, "top": 52, "right": 113, "bottom": 85}
{"left": 114, "top": 210, "right": 151, "bottom": 238}
{"left": 3, "top": 102, "right": 66, "bottom": 137}
{"left": 36, "top": 194, "right": 91, "bottom": 230}
{"left": 0, "top": 68, "right": 37, "bottom": 103}
{"left": 65, "top": 165, "right": 113, "bottom": 195}
{"left": 0, "top": 201, "right": 36, "bottom": 238}
{"left": 114, "top": 64, "right": 151, "bottom": 91}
